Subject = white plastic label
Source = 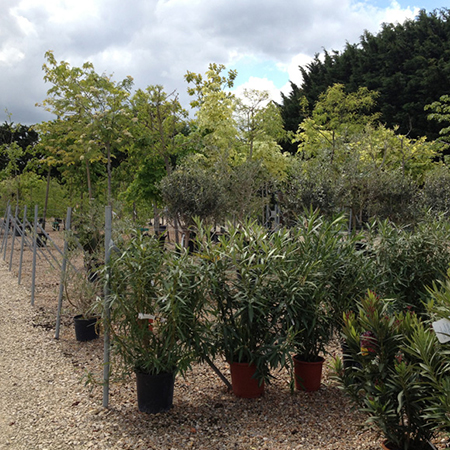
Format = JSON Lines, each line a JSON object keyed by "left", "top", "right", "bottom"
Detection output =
{"left": 138, "top": 313, "right": 155, "bottom": 320}
{"left": 432, "top": 318, "right": 450, "bottom": 343}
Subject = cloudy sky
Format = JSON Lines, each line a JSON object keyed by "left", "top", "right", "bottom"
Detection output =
{"left": 1, "top": 0, "right": 445, "bottom": 125}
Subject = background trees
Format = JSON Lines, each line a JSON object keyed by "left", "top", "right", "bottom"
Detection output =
{"left": 4, "top": 14, "right": 450, "bottom": 231}
{"left": 279, "top": 8, "right": 450, "bottom": 153}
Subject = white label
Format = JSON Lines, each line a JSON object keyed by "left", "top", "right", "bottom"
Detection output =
{"left": 138, "top": 313, "right": 155, "bottom": 320}
{"left": 432, "top": 318, "right": 450, "bottom": 343}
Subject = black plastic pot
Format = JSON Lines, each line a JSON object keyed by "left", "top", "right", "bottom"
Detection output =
{"left": 73, "top": 315, "right": 99, "bottom": 342}
{"left": 36, "top": 232, "right": 47, "bottom": 247}
{"left": 135, "top": 371, "right": 175, "bottom": 414}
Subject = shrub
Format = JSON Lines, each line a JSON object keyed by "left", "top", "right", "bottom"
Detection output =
{"left": 333, "top": 291, "right": 437, "bottom": 450}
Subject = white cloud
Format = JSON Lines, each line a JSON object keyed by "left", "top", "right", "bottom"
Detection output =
{"left": 233, "top": 77, "right": 283, "bottom": 104}
{"left": 0, "top": 0, "right": 437, "bottom": 124}
{"left": 382, "top": 1, "right": 420, "bottom": 23}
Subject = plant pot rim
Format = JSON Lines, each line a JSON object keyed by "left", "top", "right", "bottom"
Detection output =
{"left": 134, "top": 369, "right": 176, "bottom": 376}
{"left": 74, "top": 314, "right": 100, "bottom": 321}
{"left": 227, "top": 360, "right": 257, "bottom": 366}
{"left": 293, "top": 354, "right": 325, "bottom": 363}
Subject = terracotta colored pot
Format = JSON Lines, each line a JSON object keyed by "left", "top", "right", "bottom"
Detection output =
{"left": 229, "top": 362, "right": 264, "bottom": 398}
{"left": 293, "top": 355, "right": 324, "bottom": 391}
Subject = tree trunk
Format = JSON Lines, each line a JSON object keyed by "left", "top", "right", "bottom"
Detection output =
{"left": 153, "top": 203, "right": 160, "bottom": 235}
{"left": 85, "top": 160, "right": 93, "bottom": 200}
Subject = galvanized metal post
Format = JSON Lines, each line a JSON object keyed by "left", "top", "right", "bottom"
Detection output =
{"left": 55, "top": 207, "right": 72, "bottom": 340}
{"left": 2, "top": 204, "right": 11, "bottom": 260}
{"left": 103, "top": 205, "right": 112, "bottom": 408}
{"left": 9, "top": 205, "right": 19, "bottom": 270}
{"left": 18, "top": 206, "right": 27, "bottom": 285}
{"left": 31, "top": 205, "right": 38, "bottom": 305}
{"left": 0, "top": 203, "right": 9, "bottom": 252}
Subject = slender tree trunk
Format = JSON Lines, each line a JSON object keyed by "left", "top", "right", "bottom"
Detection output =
{"left": 85, "top": 160, "right": 93, "bottom": 200}
{"left": 153, "top": 203, "right": 160, "bottom": 234}
{"left": 174, "top": 218, "right": 180, "bottom": 245}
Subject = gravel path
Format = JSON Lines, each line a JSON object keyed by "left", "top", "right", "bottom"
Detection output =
{"left": 0, "top": 260, "right": 393, "bottom": 450}
{"left": 0, "top": 262, "right": 101, "bottom": 449}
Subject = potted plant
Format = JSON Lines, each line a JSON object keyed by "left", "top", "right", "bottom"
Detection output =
{"left": 105, "top": 231, "right": 208, "bottom": 413}
{"left": 202, "top": 221, "right": 290, "bottom": 398}
{"left": 280, "top": 211, "right": 364, "bottom": 391}
{"left": 63, "top": 252, "right": 102, "bottom": 342}
{"left": 407, "top": 274, "right": 450, "bottom": 443}
{"left": 333, "top": 291, "right": 438, "bottom": 450}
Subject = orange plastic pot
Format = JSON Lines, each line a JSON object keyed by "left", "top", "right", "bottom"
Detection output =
{"left": 229, "top": 362, "right": 264, "bottom": 398}
{"left": 293, "top": 355, "right": 324, "bottom": 391}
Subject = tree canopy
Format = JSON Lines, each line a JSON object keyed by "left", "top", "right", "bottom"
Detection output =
{"left": 279, "top": 8, "right": 450, "bottom": 153}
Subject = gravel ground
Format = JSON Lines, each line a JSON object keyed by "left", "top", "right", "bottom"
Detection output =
{"left": 0, "top": 230, "right": 445, "bottom": 450}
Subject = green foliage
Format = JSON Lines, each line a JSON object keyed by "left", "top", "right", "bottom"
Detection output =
{"left": 185, "top": 63, "right": 238, "bottom": 159}
{"left": 123, "top": 85, "right": 189, "bottom": 208}
{"left": 160, "top": 166, "right": 227, "bottom": 230}
{"left": 106, "top": 232, "right": 209, "bottom": 375}
{"left": 0, "top": 119, "right": 39, "bottom": 174}
{"left": 280, "top": 8, "right": 450, "bottom": 147}
{"left": 71, "top": 201, "right": 104, "bottom": 255}
{"left": 199, "top": 220, "right": 292, "bottom": 382}
{"left": 39, "top": 50, "right": 134, "bottom": 203}
{"left": 333, "top": 291, "right": 437, "bottom": 449}
{"left": 63, "top": 257, "right": 101, "bottom": 319}
{"left": 277, "top": 211, "right": 374, "bottom": 361}
{"left": 421, "top": 164, "right": 450, "bottom": 216}
{"left": 363, "top": 169, "right": 420, "bottom": 225}
{"left": 426, "top": 93, "right": 450, "bottom": 153}
{"left": 426, "top": 94, "right": 450, "bottom": 135}
{"left": 278, "top": 158, "right": 340, "bottom": 224}
{"left": 412, "top": 276, "right": 450, "bottom": 436}
{"left": 195, "top": 212, "right": 373, "bottom": 384}
{"left": 0, "top": 172, "right": 69, "bottom": 217}
{"left": 293, "top": 84, "right": 379, "bottom": 163}
{"left": 365, "top": 216, "right": 450, "bottom": 313}
{"left": 283, "top": 105, "right": 436, "bottom": 227}
{"left": 235, "top": 89, "right": 288, "bottom": 178}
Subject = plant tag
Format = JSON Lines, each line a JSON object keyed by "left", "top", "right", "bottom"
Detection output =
{"left": 432, "top": 318, "right": 450, "bottom": 343}
{"left": 138, "top": 313, "right": 155, "bottom": 320}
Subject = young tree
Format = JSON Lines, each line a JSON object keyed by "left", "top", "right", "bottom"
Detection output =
{"left": 294, "top": 84, "right": 380, "bottom": 163}
{"left": 124, "top": 85, "right": 189, "bottom": 230}
{"left": 38, "top": 51, "right": 134, "bottom": 204}
{"left": 185, "top": 63, "right": 238, "bottom": 164}
{"left": 425, "top": 94, "right": 450, "bottom": 154}
{"left": 235, "top": 89, "right": 288, "bottom": 179}
{"left": 183, "top": 65, "right": 289, "bottom": 224}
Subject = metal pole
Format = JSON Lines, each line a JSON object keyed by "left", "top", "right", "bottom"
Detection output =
{"left": 103, "top": 205, "right": 112, "bottom": 408}
{"left": 2, "top": 204, "right": 11, "bottom": 260}
{"left": 9, "top": 205, "right": 19, "bottom": 270}
{"left": 31, "top": 205, "right": 38, "bottom": 305}
{"left": 33, "top": 224, "right": 61, "bottom": 270}
{"left": 18, "top": 206, "right": 27, "bottom": 285}
{"left": 0, "top": 202, "right": 9, "bottom": 250}
{"left": 55, "top": 207, "right": 72, "bottom": 340}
